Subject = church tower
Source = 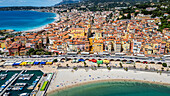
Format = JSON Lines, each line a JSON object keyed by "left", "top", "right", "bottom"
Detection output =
{"left": 87, "top": 17, "right": 92, "bottom": 38}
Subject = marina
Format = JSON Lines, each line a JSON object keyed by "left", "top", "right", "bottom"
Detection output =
{"left": 0, "top": 70, "right": 44, "bottom": 96}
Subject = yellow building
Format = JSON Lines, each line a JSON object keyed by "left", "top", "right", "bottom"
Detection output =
{"left": 93, "top": 40, "right": 103, "bottom": 53}
{"left": 0, "top": 40, "right": 6, "bottom": 50}
{"left": 95, "top": 31, "right": 102, "bottom": 40}
{"left": 74, "top": 32, "right": 85, "bottom": 38}
{"left": 89, "top": 38, "right": 97, "bottom": 52}
{"left": 70, "top": 28, "right": 88, "bottom": 38}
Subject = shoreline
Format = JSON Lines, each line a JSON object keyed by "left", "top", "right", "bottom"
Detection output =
{"left": 22, "top": 12, "right": 60, "bottom": 32}
{"left": 0, "top": 10, "right": 60, "bottom": 33}
{"left": 47, "top": 79, "right": 170, "bottom": 95}
{"left": 47, "top": 68, "right": 170, "bottom": 95}
{"left": 22, "top": 12, "right": 59, "bottom": 32}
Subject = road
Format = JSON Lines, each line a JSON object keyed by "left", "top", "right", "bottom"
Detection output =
{"left": 1, "top": 55, "right": 170, "bottom": 65}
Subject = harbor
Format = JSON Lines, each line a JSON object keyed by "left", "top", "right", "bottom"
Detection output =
{"left": 0, "top": 70, "right": 53, "bottom": 96}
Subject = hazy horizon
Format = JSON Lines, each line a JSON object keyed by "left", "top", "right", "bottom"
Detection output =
{"left": 0, "top": 0, "right": 62, "bottom": 7}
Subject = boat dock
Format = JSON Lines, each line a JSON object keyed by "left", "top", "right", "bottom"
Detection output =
{"left": 36, "top": 73, "right": 54, "bottom": 96}
{"left": 0, "top": 70, "right": 24, "bottom": 96}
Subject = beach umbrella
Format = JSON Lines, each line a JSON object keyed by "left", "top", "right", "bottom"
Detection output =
{"left": 91, "top": 59, "right": 97, "bottom": 63}
{"left": 97, "top": 60, "right": 103, "bottom": 64}
{"left": 34, "top": 62, "right": 39, "bottom": 65}
{"left": 40, "top": 62, "right": 46, "bottom": 65}
{"left": 103, "top": 60, "right": 110, "bottom": 64}
{"left": 78, "top": 59, "right": 85, "bottom": 62}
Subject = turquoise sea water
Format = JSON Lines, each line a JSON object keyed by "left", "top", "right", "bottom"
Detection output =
{"left": 0, "top": 11, "right": 56, "bottom": 31}
{"left": 49, "top": 81, "right": 170, "bottom": 96}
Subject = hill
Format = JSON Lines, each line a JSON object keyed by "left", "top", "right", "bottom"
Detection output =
{"left": 55, "top": 0, "right": 80, "bottom": 6}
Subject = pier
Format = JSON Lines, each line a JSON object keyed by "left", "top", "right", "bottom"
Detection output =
{"left": 0, "top": 70, "right": 24, "bottom": 96}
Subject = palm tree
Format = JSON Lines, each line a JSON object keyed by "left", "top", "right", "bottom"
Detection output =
{"left": 107, "top": 66, "right": 111, "bottom": 71}
{"left": 119, "top": 63, "right": 123, "bottom": 68}
{"left": 84, "top": 62, "right": 87, "bottom": 67}
{"left": 145, "top": 65, "right": 148, "bottom": 70}
{"left": 66, "top": 64, "right": 69, "bottom": 67}
{"left": 97, "top": 64, "right": 100, "bottom": 67}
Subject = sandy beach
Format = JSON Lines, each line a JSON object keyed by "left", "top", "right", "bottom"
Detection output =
{"left": 47, "top": 68, "right": 170, "bottom": 95}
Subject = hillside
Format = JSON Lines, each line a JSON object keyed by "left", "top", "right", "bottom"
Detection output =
{"left": 55, "top": 0, "right": 80, "bottom": 6}
{"left": 83, "top": 0, "right": 157, "bottom": 3}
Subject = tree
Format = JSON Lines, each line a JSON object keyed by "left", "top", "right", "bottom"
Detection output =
{"left": 109, "top": 13, "right": 113, "bottom": 19}
{"left": 107, "top": 66, "right": 111, "bottom": 71}
{"left": 73, "top": 67, "right": 78, "bottom": 71}
{"left": 162, "top": 63, "right": 167, "bottom": 67}
{"left": 134, "top": 64, "right": 136, "bottom": 69}
{"left": 124, "top": 67, "right": 128, "bottom": 71}
{"left": 84, "top": 62, "right": 87, "bottom": 67}
{"left": 36, "top": 52, "right": 41, "bottom": 55}
{"left": 134, "top": 12, "right": 139, "bottom": 17}
{"left": 56, "top": 52, "right": 58, "bottom": 55}
{"left": 160, "top": 71, "right": 162, "bottom": 75}
{"left": 145, "top": 65, "right": 148, "bottom": 70}
{"left": 53, "top": 59, "right": 58, "bottom": 62}
{"left": 127, "top": 13, "right": 131, "bottom": 19}
{"left": 119, "top": 63, "right": 123, "bottom": 68}
{"left": 161, "top": 67, "right": 164, "bottom": 71}
{"left": 97, "top": 64, "right": 100, "bottom": 67}
{"left": 66, "top": 64, "right": 69, "bottom": 67}
{"left": 27, "top": 48, "right": 34, "bottom": 55}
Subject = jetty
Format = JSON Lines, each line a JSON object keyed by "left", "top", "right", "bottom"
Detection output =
{"left": 0, "top": 70, "right": 24, "bottom": 96}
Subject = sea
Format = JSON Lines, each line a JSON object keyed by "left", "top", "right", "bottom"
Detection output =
{"left": 0, "top": 11, "right": 56, "bottom": 31}
{"left": 49, "top": 81, "right": 170, "bottom": 96}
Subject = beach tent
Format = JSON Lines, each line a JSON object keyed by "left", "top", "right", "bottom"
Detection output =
{"left": 103, "top": 60, "right": 110, "bottom": 64}
{"left": 91, "top": 59, "right": 97, "bottom": 63}
{"left": 27, "top": 62, "right": 34, "bottom": 65}
{"left": 40, "top": 62, "right": 46, "bottom": 65}
{"left": 46, "top": 61, "right": 53, "bottom": 65}
{"left": 78, "top": 59, "right": 85, "bottom": 62}
{"left": 12, "top": 61, "right": 22, "bottom": 66}
{"left": 34, "top": 62, "right": 39, "bottom": 65}
{"left": 97, "top": 60, "right": 103, "bottom": 64}
{"left": 46, "top": 60, "right": 53, "bottom": 65}
{"left": 13, "top": 62, "right": 21, "bottom": 66}
{"left": 12, "top": 62, "right": 21, "bottom": 66}
{"left": 20, "top": 62, "right": 27, "bottom": 66}
{"left": 46, "top": 62, "right": 53, "bottom": 65}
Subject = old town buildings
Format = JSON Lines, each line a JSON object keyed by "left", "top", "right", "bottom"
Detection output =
{"left": 0, "top": 10, "right": 170, "bottom": 57}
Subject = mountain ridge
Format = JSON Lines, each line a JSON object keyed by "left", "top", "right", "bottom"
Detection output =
{"left": 55, "top": 0, "right": 80, "bottom": 6}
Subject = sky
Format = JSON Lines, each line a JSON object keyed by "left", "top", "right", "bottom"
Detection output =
{"left": 0, "top": 0, "right": 62, "bottom": 6}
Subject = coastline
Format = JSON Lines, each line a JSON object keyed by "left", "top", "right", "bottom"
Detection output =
{"left": 47, "top": 79, "right": 170, "bottom": 95}
{"left": 0, "top": 10, "right": 60, "bottom": 32}
{"left": 22, "top": 12, "right": 59, "bottom": 32}
{"left": 47, "top": 69, "right": 170, "bottom": 95}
